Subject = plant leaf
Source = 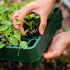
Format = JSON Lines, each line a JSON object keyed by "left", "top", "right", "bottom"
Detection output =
{"left": 20, "top": 41, "right": 28, "bottom": 49}
{"left": 7, "top": 0, "right": 12, "bottom": 6}
{"left": 0, "top": 25, "right": 8, "bottom": 31}
{"left": 14, "top": 30, "right": 21, "bottom": 41}
{"left": 6, "top": 21, "right": 12, "bottom": 26}
{"left": 1, "top": 38, "right": 6, "bottom": 42}
{"left": 9, "top": 37, "right": 18, "bottom": 46}
{"left": 25, "top": 13, "right": 35, "bottom": 19}
{"left": 3, "top": 29, "right": 11, "bottom": 37}
{"left": 30, "top": 13, "right": 35, "bottom": 18}
{"left": 23, "top": 29, "right": 29, "bottom": 36}
{"left": 16, "top": 20, "right": 23, "bottom": 24}
{"left": 0, "top": 43, "right": 6, "bottom": 49}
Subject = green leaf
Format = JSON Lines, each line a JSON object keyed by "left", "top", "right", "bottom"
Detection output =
{"left": 0, "top": 25, "right": 8, "bottom": 31}
{"left": 35, "top": 16, "right": 40, "bottom": 19}
{"left": 6, "top": 21, "right": 12, "bottom": 26}
{"left": 25, "top": 13, "right": 35, "bottom": 19}
{"left": 1, "top": 38, "right": 6, "bottom": 42}
{"left": 30, "top": 21, "right": 33, "bottom": 30}
{"left": 22, "top": 1, "right": 28, "bottom": 6}
{"left": 7, "top": 0, "right": 11, "bottom": 6}
{"left": 3, "top": 29, "right": 11, "bottom": 38}
{"left": 0, "top": 43, "right": 6, "bottom": 49}
{"left": 9, "top": 37, "right": 18, "bottom": 46}
{"left": 16, "top": 20, "right": 23, "bottom": 24}
{"left": 23, "top": 29, "right": 29, "bottom": 36}
{"left": 14, "top": 30, "right": 21, "bottom": 41}
{"left": 30, "top": 13, "right": 35, "bottom": 18}
{"left": 22, "top": 0, "right": 34, "bottom": 6}
{"left": 12, "top": 3, "right": 20, "bottom": 9}
{"left": 14, "top": 30, "right": 21, "bottom": 33}
{"left": 20, "top": 41, "right": 28, "bottom": 49}
{"left": 64, "top": 27, "right": 70, "bottom": 31}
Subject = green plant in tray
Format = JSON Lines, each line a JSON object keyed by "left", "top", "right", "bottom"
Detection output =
{"left": 0, "top": 0, "right": 55, "bottom": 50}
{"left": 0, "top": 0, "right": 40, "bottom": 50}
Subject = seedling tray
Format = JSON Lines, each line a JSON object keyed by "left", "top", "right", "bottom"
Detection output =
{"left": 0, "top": 7, "right": 63, "bottom": 67}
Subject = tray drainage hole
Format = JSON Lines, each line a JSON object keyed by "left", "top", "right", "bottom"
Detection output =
{"left": 28, "top": 40, "right": 36, "bottom": 47}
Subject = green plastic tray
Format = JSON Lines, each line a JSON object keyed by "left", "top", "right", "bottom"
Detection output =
{"left": 0, "top": 7, "right": 63, "bottom": 68}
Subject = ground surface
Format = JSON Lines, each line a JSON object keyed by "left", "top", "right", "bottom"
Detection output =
{"left": 0, "top": 1, "right": 70, "bottom": 70}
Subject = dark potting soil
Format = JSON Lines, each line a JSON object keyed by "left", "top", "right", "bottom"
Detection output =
{"left": 22, "top": 18, "right": 50, "bottom": 38}
{"left": 22, "top": 28, "right": 39, "bottom": 38}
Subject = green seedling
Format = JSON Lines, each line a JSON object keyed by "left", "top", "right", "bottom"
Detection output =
{"left": 0, "top": 43, "right": 6, "bottom": 49}
{"left": 0, "top": 0, "right": 55, "bottom": 50}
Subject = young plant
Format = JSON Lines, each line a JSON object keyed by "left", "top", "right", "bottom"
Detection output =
{"left": 0, "top": 0, "right": 31, "bottom": 49}
{"left": 0, "top": 0, "right": 55, "bottom": 50}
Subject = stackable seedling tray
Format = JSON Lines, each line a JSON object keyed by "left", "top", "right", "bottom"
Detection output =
{"left": 0, "top": 7, "right": 63, "bottom": 68}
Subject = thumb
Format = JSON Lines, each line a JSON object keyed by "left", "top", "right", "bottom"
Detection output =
{"left": 42, "top": 51, "right": 56, "bottom": 59}
{"left": 42, "top": 39, "right": 67, "bottom": 59}
{"left": 39, "top": 15, "right": 47, "bottom": 35}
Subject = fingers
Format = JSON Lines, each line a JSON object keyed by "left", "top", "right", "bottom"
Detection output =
{"left": 42, "top": 36, "right": 58, "bottom": 59}
{"left": 42, "top": 37, "right": 67, "bottom": 59}
{"left": 12, "top": 15, "right": 24, "bottom": 34}
{"left": 43, "top": 51, "right": 56, "bottom": 59}
{"left": 12, "top": 16, "right": 19, "bottom": 29}
{"left": 19, "top": 25, "right": 24, "bottom": 35}
{"left": 12, "top": 16, "right": 17, "bottom": 25}
{"left": 16, "top": 4, "right": 33, "bottom": 20}
{"left": 12, "top": 4, "right": 33, "bottom": 34}
{"left": 39, "top": 15, "right": 47, "bottom": 35}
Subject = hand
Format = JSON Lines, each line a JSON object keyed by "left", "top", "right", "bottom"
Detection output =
{"left": 12, "top": 0, "right": 55, "bottom": 35}
{"left": 42, "top": 31, "right": 70, "bottom": 59}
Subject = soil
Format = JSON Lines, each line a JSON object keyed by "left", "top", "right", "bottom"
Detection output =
{"left": 26, "top": 28, "right": 39, "bottom": 38}
{"left": 0, "top": 0, "right": 70, "bottom": 70}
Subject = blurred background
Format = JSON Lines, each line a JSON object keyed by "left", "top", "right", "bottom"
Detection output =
{"left": 0, "top": 0, "right": 70, "bottom": 70}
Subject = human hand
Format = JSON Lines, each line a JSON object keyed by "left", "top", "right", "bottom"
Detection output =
{"left": 42, "top": 31, "right": 70, "bottom": 59}
{"left": 12, "top": 0, "right": 55, "bottom": 35}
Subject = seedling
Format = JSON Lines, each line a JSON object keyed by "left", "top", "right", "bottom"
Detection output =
{"left": 0, "top": 0, "right": 57, "bottom": 50}
{"left": 0, "top": 0, "right": 34, "bottom": 49}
